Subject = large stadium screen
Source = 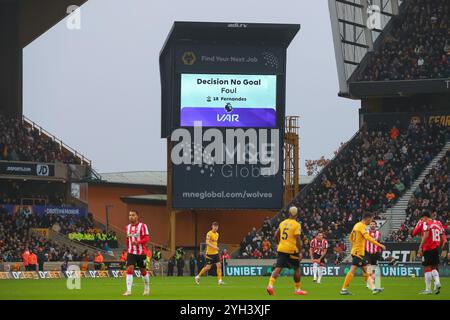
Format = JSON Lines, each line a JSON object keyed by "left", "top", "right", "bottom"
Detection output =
{"left": 180, "top": 74, "right": 277, "bottom": 128}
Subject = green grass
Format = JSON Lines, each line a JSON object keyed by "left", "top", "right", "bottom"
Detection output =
{"left": 0, "top": 276, "right": 449, "bottom": 300}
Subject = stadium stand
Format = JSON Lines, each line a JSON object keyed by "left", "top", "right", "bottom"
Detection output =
{"left": 0, "top": 209, "right": 88, "bottom": 263}
{"left": 358, "top": 0, "right": 450, "bottom": 81}
{"left": 387, "top": 149, "right": 450, "bottom": 242}
{"left": 0, "top": 114, "right": 82, "bottom": 164}
{"left": 0, "top": 180, "right": 65, "bottom": 206}
{"left": 238, "top": 122, "right": 449, "bottom": 259}
{"left": 0, "top": 206, "right": 118, "bottom": 263}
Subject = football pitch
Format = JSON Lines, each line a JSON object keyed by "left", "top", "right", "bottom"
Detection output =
{"left": 0, "top": 276, "right": 449, "bottom": 300}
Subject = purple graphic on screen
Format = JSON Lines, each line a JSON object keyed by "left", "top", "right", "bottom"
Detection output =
{"left": 180, "top": 108, "right": 276, "bottom": 127}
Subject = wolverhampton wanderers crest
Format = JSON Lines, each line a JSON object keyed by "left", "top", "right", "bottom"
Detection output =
{"left": 182, "top": 51, "right": 196, "bottom": 65}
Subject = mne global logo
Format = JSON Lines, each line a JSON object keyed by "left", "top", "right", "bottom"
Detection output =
{"left": 171, "top": 122, "right": 280, "bottom": 179}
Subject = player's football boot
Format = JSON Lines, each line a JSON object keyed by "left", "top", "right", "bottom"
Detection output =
{"left": 294, "top": 290, "right": 308, "bottom": 295}
{"left": 122, "top": 291, "right": 131, "bottom": 296}
{"left": 143, "top": 289, "right": 150, "bottom": 296}
{"left": 194, "top": 276, "right": 200, "bottom": 285}
{"left": 418, "top": 290, "right": 432, "bottom": 295}
{"left": 372, "top": 288, "right": 383, "bottom": 295}
{"left": 266, "top": 286, "right": 275, "bottom": 296}
{"left": 218, "top": 280, "right": 225, "bottom": 285}
{"left": 313, "top": 278, "right": 317, "bottom": 282}
{"left": 340, "top": 289, "right": 352, "bottom": 295}
{"left": 434, "top": 284, "right": 441, "bottom": 295}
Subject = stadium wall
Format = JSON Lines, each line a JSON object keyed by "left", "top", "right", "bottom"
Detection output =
{"left": 122, "top": 205, "right": 276, "bottom": 248}
{"left": 88, "top": 184, "right": 161, "bottom": 229}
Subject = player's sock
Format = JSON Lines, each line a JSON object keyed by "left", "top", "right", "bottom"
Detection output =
{"left": 294, "top": 281, "right": 301, "bottom": 291}
{"left": 431, "top": 269, "right": 440, "bottom": 288}
{"left": 342, "top": 272, "right": 354, "bottom": 289}
{"left": 318, "top": 266, "right": 324, "bottom": 282}
{"left": 312, "top": 263, "right": 318, "bottom": 280}
{"left": 141, "top": 270, "right": 150, "bottom": 291}
{"left": 363, "top": 271, "right": 374, "bottom": 289}
{"left": 424, "top": 271, "right": 432, "bottom": 292}
{"left": 268, "top": 277, "right": 276, "bottom": 288}
{"left": 198, "top": 267, "right": 208, "bottom": 277}
{"left": 217, "top": 267, "right": 223, "bottom": 282}
{"left": 126, "top": 273, "right": 133, "bottom": 293}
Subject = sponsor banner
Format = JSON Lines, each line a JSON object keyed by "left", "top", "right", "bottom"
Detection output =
{"left": 9, "top": 271, "right": 39, "bottom": 279}
{"left": 383, "top": 242, "right": 421, "bottom": 263}
{"left": 31, "top": 228, "right": 49, "bottom": 239}
{"left": 108, "top": 270, "right": 142, "bottom": 278}
{"left": 0, "top": 272, "right": 10, "bottom": 279}
{"left": 36, "top": 206, "right": 86, "bottom": 217}
{"left": 86, "top": 270, "right": 110, "bottom": 278}
{"left": 227, "top": 262, "right": 450, "bottom": 277}
{"left": 64, "top": 271, "right": 89, "bottom": 278}
{"left": 171, "top": 127, "right": 284, "bottom": 209}
{"left": 0, "top": 269, "right": 146, "bottom": 280}
{"left": 37, "top": 271, "right": 62, "bottom": 279}
{"left": 0, "top": 162, "right": 55, "bottom": 177}
{"left": 361, "top": 111, "right": 450, "bottom": 130}
{"left": 176, "top": 45, "right": 285, "bottom": 74}
{"left": 1, "top": 205, "right": 86, "bottom": 218}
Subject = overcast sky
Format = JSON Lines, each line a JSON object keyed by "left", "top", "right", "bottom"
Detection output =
{"left": 23, "top": 0, "right": 359, "bottom": 175}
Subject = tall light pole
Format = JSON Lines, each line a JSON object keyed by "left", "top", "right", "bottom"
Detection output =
{"left": 105, "top": 205, "right": 113, "bottom": 232}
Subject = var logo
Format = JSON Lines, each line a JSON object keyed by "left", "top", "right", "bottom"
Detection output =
{"left": 217, "top": 114, "right": 239, "bottom": 122}
{"left": 37, "top": 164, "right": 50, "bottom": 176}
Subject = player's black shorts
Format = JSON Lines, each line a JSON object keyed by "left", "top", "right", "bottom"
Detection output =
{"left": 365, "top": 252, "right": 381, "bottom": 265}
{"left": 312, "top": 253, "right": 325, "bottom": 264}
{"left": 126, "top": 253, "right": 146, "bottom": 269}
{"left": 276, "top": 252, "right": 300, "bottom": 269}
{"left": 351, "top": 255, "right": 368, "bottom": 267}
{"left": 206, "top": 254, "right": 220, "bottom": 265}
{"left": 422, "top": 248, "right": 440, "bottom": 266}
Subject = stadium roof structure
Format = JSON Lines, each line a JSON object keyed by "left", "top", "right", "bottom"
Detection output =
{"left": 99, "top": 171, "right": 167, "bottom": 187}
{"left": 120, "top": 194, "right": 167, "bottom": 205}
{"left": 19, "top": 0, "right": 89, "bottom": 48}
{"left": 98, "top": 171, "right": 314, "bottom": 188}
{"left": 1, "top": 0, "right": 89, "bottom": 116}
{"left": 328, "top": 0, "right": 403, "bottom": 96}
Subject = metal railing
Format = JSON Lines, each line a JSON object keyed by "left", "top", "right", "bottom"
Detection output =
{"left": 22, "top": 115, "right": 92, "bottom": 166}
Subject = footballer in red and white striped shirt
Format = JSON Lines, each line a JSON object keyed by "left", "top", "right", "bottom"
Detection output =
{"left": 417, "top": 211, "right": 447, "bottom": 295}
{"left": 364, "top": 221, "right": 382, "bottom": 289}
{"left": 123, "top": 210, "right": 150, "bottom": 296}
{"left": 309, "top": 233, "right": 328, "bottom": 283}
{"left": 365, "top": 224, "right": 381, "bottom": 256}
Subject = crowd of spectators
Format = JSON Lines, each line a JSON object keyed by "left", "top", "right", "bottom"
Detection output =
{"left": 388, "top": 149, "right": 450, "bottom": 242}
{"left": 0, "top": 181, "right": 65, "bottom": 206}
{"left": 0, "top": 114, "right": 81, "bottom": 164}
{"left": 359, "top": 0, "right": 450, "bottom": 81}
{"left": 0, "top": 205, "right": 117, "bottom": 262}
{"left": 0, "top": 209, "right": 89, "bottom": 263}
{"left": 238, "top": 122, "right": 449, "bottom": 259}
